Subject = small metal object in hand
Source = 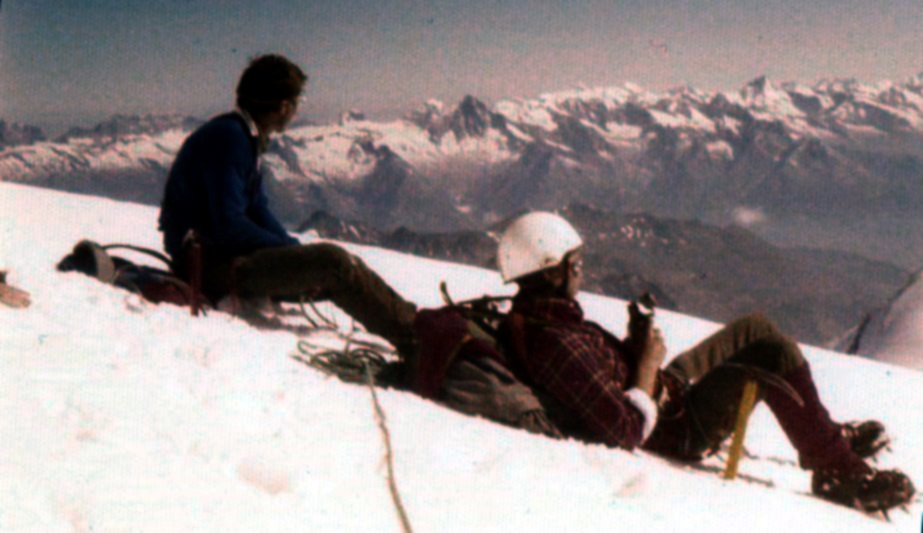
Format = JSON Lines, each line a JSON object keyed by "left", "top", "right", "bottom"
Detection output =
{"left": 638, "top": 291, "right": 657, "bottom": 315}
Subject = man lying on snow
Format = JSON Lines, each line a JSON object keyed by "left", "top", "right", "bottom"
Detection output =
{"left": 482, "top": 213, "right": 914, "bottom": 513}
{"left": 156, "top": 56, "right": 913, "bottom": 514}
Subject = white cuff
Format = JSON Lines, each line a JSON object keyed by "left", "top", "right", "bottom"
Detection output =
{"left": 625, "top": 388, "right": 659, "bottom": 444}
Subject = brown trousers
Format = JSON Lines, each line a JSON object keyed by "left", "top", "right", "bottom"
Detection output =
{"left": 644, "top": 313, "right": 810, "bottom": 460}
{"left": 210, "top": 243, "right": 419, "bottom": 356}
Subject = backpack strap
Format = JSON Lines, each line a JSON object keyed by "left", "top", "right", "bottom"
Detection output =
{"left": 100, "top": 244, "right": 172, "bottom": 270}
{"left": 106, "top": 235, "right": 208, "bottom": 316}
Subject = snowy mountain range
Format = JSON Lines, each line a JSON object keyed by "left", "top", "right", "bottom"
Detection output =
{"left": 5, "top": 74, "right": 923, "bottom": 344}
{"left": 53, "top": 114, "right": 203, "bottom": 144}
{"left": 1, "top": 181, "right": 921, "bottom": 531}
{"left": 3, "top": 74, "right": 923, "bottom": 232}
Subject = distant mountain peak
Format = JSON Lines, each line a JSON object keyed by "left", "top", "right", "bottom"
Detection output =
{"left": 0, "top": 120, "right": 46, "bottom": 148}
{"left": 408, "top": 94, "right": 500, "bottom": 142}
{"left": 450, "top": 95, "right": 494, "bottom": 139}
{"left": 55, "top": 113, "right": 201, "bottom": 142}
{"left": 905, "top": 72, "right": 923, "bottom": 90}
{"left": 746, "top": 74, "right": 772, "bottom": 90}
{"left": 338, "top": 109, "right": 366, "bottom": 125}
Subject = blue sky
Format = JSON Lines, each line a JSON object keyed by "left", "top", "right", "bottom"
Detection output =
{"left": 2, "top": 0, "right": 922, "bottom": 134}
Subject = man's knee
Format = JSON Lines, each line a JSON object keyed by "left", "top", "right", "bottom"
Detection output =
{"left": 734, "top": 313, "right": 805, "bottom": 373}
{"left": 730, "top": 312, "right": 779, "bottom": 338}
{"left": 233, "top": 242, "right": 359, "bottom": 297}
{"left": 733, "top": 335, "right": 805, "bottom": 375}
{"left": 301, "top": 242, "right": 356, "bottom": 271}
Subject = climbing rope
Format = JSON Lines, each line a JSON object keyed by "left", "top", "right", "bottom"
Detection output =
{"left": 294, "top": 338, "right": 414, "bottom": 532}
{"left": 363, "top": 357, "right": 414, "bottom": 533}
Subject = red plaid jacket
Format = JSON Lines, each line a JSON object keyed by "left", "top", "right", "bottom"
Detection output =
{"left": 506, "top": 294, "right": 652, "bottom": 450}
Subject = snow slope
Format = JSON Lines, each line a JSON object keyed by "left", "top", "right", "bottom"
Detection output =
{"left": 848, "top": 271, "right": 923, "bottom": 371}
{"left": 1, "top": 182, "right": 921, "bottom": 532}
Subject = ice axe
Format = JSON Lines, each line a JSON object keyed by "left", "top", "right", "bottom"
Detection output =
{"left": 719, "top": 362, "right": 804, "bottom": 480}
{"left": 723, "top": 379, "right": 759, "bottom": 480}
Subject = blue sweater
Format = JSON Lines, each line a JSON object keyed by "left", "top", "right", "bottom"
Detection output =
{"left": 159, "top": 113, "right": 298, "bottom": 261}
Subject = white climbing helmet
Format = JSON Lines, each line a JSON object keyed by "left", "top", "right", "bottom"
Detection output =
{"left": 498, "top": 211, "right": 583, "bottom": 283}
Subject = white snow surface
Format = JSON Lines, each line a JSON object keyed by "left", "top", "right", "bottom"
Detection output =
{"left": 1, "top": 182, "right": 921, "bottom": 532}
{"left": 851, "top": 272, "right": 923, "bottom": 371}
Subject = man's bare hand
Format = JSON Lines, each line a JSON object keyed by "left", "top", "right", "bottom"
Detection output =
{"left": 633, "top": 327, "right": 667, "bottom": 396}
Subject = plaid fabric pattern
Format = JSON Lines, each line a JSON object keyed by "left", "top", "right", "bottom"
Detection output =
{"left": 511, "top": 295, "right": 646, "bottom": 449}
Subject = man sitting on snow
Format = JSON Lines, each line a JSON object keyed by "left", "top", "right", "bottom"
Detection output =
{"left": 151, "top": 49, "right": 458, "bottom": 396}
{"left": 159, "top": 53, "right": 303, "bottom": 289}
{"left": 489, "top": 212, "right": 914, "bottom": 514}
{"left": 157, "top": 54, "right": 419, "bottom": 354}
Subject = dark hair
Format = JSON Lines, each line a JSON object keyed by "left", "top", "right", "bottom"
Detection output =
{"left": 236, "top": 54, "right": 308, "bottom": 115}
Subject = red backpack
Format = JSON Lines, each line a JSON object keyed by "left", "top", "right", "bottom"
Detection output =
{"left": 410, "top": 290, "right": 564, "bottom": 438}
